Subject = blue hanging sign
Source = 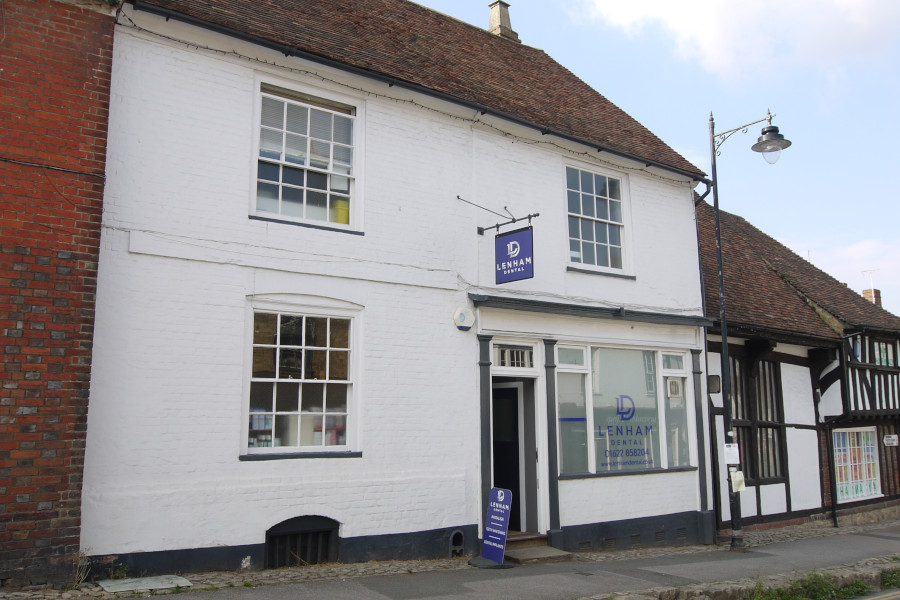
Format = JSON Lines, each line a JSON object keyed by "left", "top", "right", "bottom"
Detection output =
{"left": 480, "top": 487, "right": 512, "bottom": 564}
{"left": 495, "top": 227, "right": 534, "bottom": 284}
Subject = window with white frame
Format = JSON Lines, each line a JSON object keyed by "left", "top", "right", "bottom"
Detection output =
{"left": 255, "top": 85, "right": 355, "bottom": 226}
{"left": 833, "top": 428, "right": 881, "bottom": 503}
{"left": 566, "top": 166, "right": 624, "bottom": 269}
{"left": 494, "top": 344, "right": 534, "bottom": 369}
{"left": 248, "top": 311, "right": 351, "bottom": 451}
{"left": 556, "top": 346, "right": 691, "bottom": 475}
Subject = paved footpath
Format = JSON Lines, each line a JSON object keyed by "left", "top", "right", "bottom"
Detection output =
{"left": 4, "top": 519, "right": 899, "bottom": 600}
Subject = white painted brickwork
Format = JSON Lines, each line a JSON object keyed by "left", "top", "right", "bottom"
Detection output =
{"left": 83, "top": 11, "right": 706, "bottom": 556}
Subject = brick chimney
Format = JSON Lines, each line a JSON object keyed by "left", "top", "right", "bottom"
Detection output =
{"left": 863, "top": 288, "right": 882, "bottom": 307}
{"left": 489, "top": 0, "right": 520, "bottom": 42}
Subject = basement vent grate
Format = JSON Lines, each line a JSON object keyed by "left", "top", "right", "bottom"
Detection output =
{"left": 655, "top": 530, "right": 666, "bottom": 542}
{"left": 630, "top": 534, "right": 642, "bottom": 547}
{"left": 265, "top": 516, "right": 338, "bottom": 568}
{"left": 268, "top": 530, "right": 331, "bottom": 567}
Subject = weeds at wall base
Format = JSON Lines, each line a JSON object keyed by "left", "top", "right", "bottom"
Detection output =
{"left": 746, "top": 563, "right": 900, "bottom": 600}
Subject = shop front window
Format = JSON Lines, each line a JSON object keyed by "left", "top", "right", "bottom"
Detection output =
{"left": 557, "top": 346, "right": 692, "bottom": 475}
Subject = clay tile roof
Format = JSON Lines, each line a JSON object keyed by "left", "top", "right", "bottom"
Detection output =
{"left": 130, "top": 0, "right": 704, "bottom": 179}
{"left": 697, "top": 201, "right": 900, "bottom": 341}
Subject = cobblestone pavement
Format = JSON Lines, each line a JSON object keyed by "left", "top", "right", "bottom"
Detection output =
{"left": 3, "top": 519, "right": 899, "bottom": 600}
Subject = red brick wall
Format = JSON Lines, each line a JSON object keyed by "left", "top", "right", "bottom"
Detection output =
{"left": 0, "top": 0, "right": 113, "bottom": 586}
{"left": 820, "top": 429, "right": 834, "bottom": 507}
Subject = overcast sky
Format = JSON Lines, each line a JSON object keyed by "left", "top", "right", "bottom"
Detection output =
{"left": 415, "top": 0, "right": 900, "bottom": 316}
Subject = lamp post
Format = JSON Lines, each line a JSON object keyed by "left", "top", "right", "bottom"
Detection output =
{"left": 708, "top": 110, "right": 791, "bottom": 550}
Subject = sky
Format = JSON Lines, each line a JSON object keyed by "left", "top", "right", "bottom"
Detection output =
{"left": 414, "top": 0, "right": 900, "bottom": 316}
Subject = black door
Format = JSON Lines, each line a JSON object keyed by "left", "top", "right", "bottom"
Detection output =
{"left": 492, "top": 386, "right": 521, "bottom": 531}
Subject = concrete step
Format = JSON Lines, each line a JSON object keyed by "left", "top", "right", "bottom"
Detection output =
{"left": 506, "top": 531, "right": 549, "bottom": 548}
{"left": 504, "top": 532, "right": 572, "bottom": 564}
{"left": 504, "top": 544, "right": 573, "bottom": 564}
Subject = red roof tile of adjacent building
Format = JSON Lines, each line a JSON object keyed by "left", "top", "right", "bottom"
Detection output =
{"left": 696, "top": 201, "right": 900, "bottom": 341}
{"left": 130, "top": 0, "right": 704, "bottom": 179}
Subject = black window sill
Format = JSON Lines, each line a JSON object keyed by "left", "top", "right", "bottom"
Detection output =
{"left": 250, "top": 214, "right": 364, "bottom": 236}
{"left": 240, "top": 451, "right": 363, "bottom": 461}
{"left": 567, "top": 266, "right": 636, "bottom": 280}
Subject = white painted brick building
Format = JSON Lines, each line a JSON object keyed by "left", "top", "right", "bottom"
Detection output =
{"left": 82, "top": 0, "right": 714, "bottom": 573}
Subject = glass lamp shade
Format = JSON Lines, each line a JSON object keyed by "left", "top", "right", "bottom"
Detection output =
{"left": 761, "top": 146, "right": 782, "bottom": 164}
{"left": 751, "top": 124, "right": 791, "bottom": 163}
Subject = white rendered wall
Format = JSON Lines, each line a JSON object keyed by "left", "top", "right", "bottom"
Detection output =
{"left": 787, "top": 429, "right": 822, "bottom": 511}
{"left": 707, "top": 344, "right": 824, "bottom": 521}
{"left": 469, "top": 133, "right": 704, "bottom": 314}
{"left": 819, "top": 360, "right": 844, "bottom": 418}
{"left": 780, "top": 361, "right": 822, "bottom": 512}
{"left": 84, "top": 10, "right": 704, "bottom": 557}
{"left": 781, "top": 361, "right": 816, "bottom": 425}
{"left": 559, "top": 472, "right": 699, "bottom": 526}
{"left": 759, "top": 484, "right": 787, "bottom": 515}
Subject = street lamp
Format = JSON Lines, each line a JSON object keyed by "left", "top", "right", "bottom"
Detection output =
{"left": 708, "top": 109, "right": 791, "bottom": 550}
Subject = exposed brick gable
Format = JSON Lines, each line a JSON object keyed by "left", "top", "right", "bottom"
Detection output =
{"left": 0, "top": 0, "right": 113, "bottom": 586}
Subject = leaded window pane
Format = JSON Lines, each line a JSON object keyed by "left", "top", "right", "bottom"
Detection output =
{"left": 334, "top": 115, "right": 353, "bottom": 145}
{"left": 282, "top": 188, "right": 304, "bottom": 217}
{"left": 261, "top": 97, "right": 284, "bottom": 128}
{"left": 301, "top": 383, "right": 324, "bottom": 412}
{"left": 258, "top": 162, "right": 279, "bottom": 181}
{"left": 324, "top": 415, "right": 346, "bottom": 446}
{"left": 310, "top": 109, "right": 332, "bottom": 140}
{"left": 310, "top": 140, "right": 330, "bottom": 169}
{"left": 285, "top": 134, "right": 307, "bottom": 165}
{"left": 252, "top": 347, "right": 275, "bottom": 377}
{"left": 580, "top": 170, "right": 593, "bottom": 194}
{"left": 274, "top": 415, "right": 298, "bottom": 446}
{"left": 250, "top": 382, "right": 273, "bottom": 411}
{"left": 307, "top": 191, "right": 327, "bottom": 220}
{"left": 567, "top": 190, "right": 580, "bottom": 213}
{"left": 326, "top": 384, "right": 348, "bottom": 411}
{"left": 565, "top": 166, "right": 579, "bottom": 189}
{"left": 331, "top": 320, "right": 350, "bottom": 348}
{"left": 280, "top": 315, "right": 303, "bottom": 346}
{"left": 610, "top": 200, "right": 622, "bottom": 222}
{"left": 306, "top": 317, "right": 327, "bottom": 347}
{"left": 304, "top": 350, "right": 326, "bottom": 380}
{"left": 253, "top": 313, "right": 276, "bottom": 345}
{"left": 608, "top": 178, "right": 621, "bottom": 199}
{"left": 259, "top": 129, "right": 283, "bottom": 159}
{"left": 610, "top": 247, "right": 622, "bottom": 269}
{"left": 285, "top": 104, "right": 308, "bottom": 134}
{"left": 256, "top": 182, "right": 279, "bottom": 213}
{"left": 276, "top": 382, "right": 300, "bottom": 412}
